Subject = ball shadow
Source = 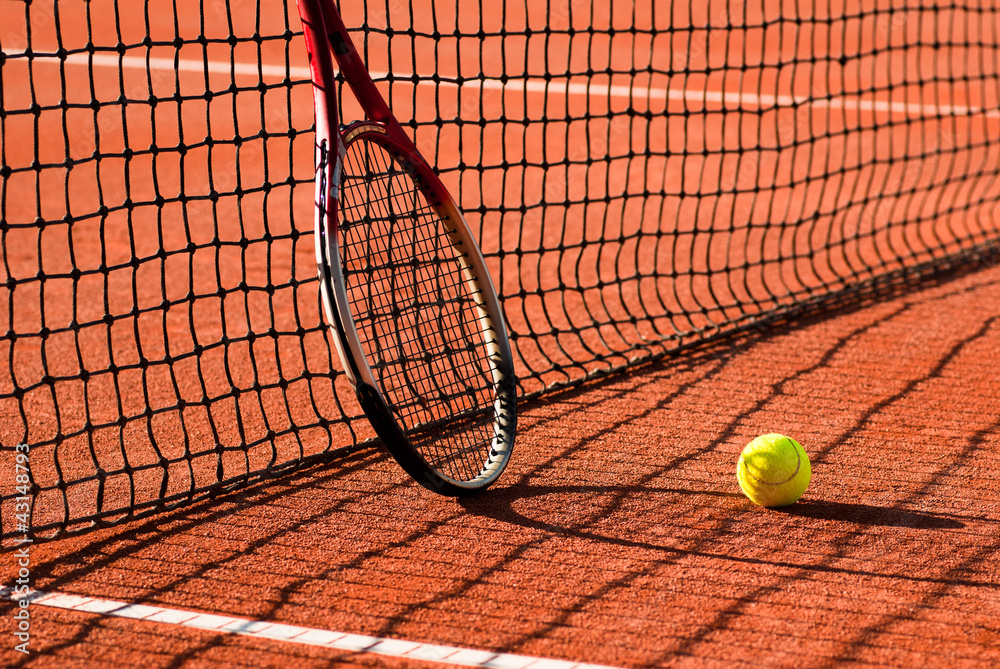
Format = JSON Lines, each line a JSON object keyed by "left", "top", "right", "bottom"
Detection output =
{"left": 781, "top": 499, "right": 965, "bottom": 529}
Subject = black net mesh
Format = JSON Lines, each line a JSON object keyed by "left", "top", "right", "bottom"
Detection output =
{"left": 2, "top": 0, "right": 1000, "bottom": 544}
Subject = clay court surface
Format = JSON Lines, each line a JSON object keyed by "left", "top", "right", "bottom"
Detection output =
{"left": 3, "top": 0, "right": 1000, "bottom": 666}
{"left": 3, "top": 259, "right": 1000, "bottom": 667}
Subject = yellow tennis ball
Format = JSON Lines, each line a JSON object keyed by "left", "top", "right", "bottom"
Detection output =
{"left": 736, "top": 433, "right": 811, "bottom": 507}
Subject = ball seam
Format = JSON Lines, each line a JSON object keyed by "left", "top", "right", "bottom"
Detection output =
{"left": 740, "top": 445, "right": 801, "bottom": 486}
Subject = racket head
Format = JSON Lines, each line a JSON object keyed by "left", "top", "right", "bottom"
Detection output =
{"left": 317, "top": 122, "right": 517, "bottom": 495}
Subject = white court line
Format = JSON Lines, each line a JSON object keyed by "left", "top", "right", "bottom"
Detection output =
{"left": 20, "top": 51, "right": 1000, "bottom": 120}
{"left": 0, "top": 587, "right": 620, "bottom": 669}
{"left": 59, "top": 52, "right": 310, "bottom": 81}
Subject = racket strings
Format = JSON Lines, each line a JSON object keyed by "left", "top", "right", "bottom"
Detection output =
{"left": 338, "top": 137, "right": 500, "bottom": 481}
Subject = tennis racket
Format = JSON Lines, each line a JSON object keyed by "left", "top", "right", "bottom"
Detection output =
{"left": 295, "top": 0, "right": 518, "bottom": 495}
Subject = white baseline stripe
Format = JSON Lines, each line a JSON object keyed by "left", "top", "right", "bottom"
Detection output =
{"left": 23, "top": 52, "right": 1000, "bottom": 120}
{"left": 60, "top": 52, "right": 310, "bottom": 81}
{"left": 0, "top": 587, "right": 619, "bottom": 669}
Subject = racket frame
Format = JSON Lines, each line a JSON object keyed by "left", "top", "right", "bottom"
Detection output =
{"left": 296, "top": 0, "right": 517, "bottom": 494}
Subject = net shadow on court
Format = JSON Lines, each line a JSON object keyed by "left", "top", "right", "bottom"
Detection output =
{"left": 9, "top": 263, "right": 1000, "bottom": 666}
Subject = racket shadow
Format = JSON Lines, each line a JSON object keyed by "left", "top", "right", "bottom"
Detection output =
{"left": 458, "top": 482, "right": 743, "bottom": 547}
{"left": 460, "top": 483, "right": 965, "bottom": 538}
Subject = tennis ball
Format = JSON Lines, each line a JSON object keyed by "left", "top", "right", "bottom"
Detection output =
{"left": 736, "top": 433, "right": 811, "bottom": 507}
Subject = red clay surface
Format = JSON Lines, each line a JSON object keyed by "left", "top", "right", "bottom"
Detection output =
{"left": 4, "top": 1, "right": 1000, "bottom": 667}
{"left": 3, "top": 260, "right": 1000, "bottom": 668}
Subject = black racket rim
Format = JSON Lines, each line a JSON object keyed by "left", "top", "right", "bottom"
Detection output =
{"left": 318, "top": 123, "right": 517, "bottom": 495}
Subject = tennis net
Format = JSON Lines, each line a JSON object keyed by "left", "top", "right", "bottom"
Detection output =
{"left": 3, "top": 0, "right": 1000, "bottom": 544}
